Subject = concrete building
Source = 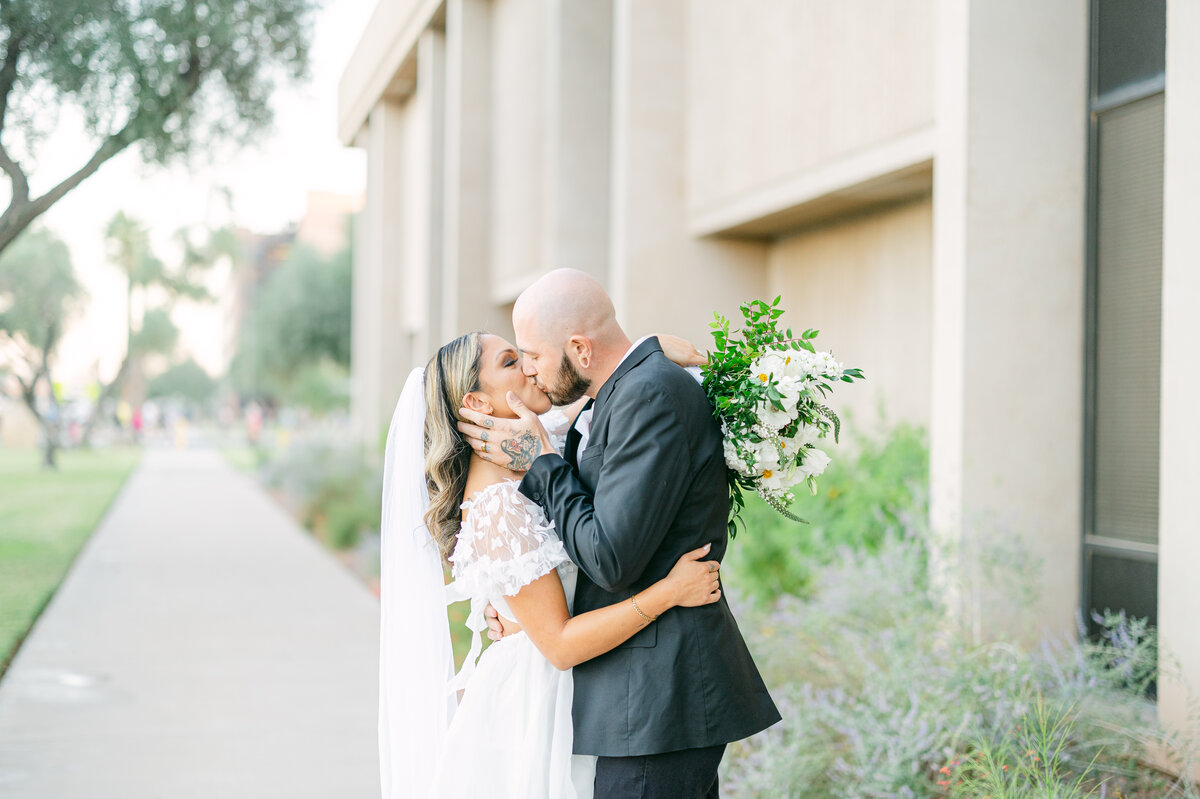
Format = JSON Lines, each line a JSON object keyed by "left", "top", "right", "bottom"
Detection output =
{"left": 339, "top": 0, "right": 1198, "bottom": 745}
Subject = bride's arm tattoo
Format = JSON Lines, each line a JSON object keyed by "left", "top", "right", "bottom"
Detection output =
{"left": 501, "top": 430, "right": 542, "bottom": 471}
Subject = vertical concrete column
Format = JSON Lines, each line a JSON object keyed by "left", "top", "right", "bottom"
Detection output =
{"left": 1157, "top": 0, "right": 1200, "bottom": 745}
{"left": 358, "top": 98, "right": 409, "bottom": 447}
{"left": 931, "top": 0, "right": 1088, "bottom": 641}
{"left": 608, "top": 0, "right": 766, "bottom": 344}
{"left": 350, "top": 127, "right": 375, "bottom": 445}
{"left": 542, "top": 0, "right": 614, "bottom": 282}
{"left": 410, "top": 29, "right": 446, "bottom": 359}
{"left": 443, "top": 0, "right": 504, "bottom": 339}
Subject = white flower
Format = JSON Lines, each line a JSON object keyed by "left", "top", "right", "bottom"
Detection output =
{"left": 759, "top": 465, "right": 791, "bottom": 493}
{"left": 751, "top": 440, "right": 793, "bottom": 492}
{"left": 778, "top": 424, "right": 820, "bottom": 464}
{"left": 798, "top": 447, "right": 831, "bottom": 478}
{"left": 758, "top": 346, "right": 818, "bottom": 383}
{"left": 755, "top": 399, "right": 795, "bottom": 430}
{"left": 749, "top": 351, "right": 788, "bottom": 385}
{"left": 749, "top": 438, "right": 781, "bottom": 471}
{"left": 793, "top": 423, "right": 822, "bottom": 447}
{"left": 784, "top": 349, "right": 839, "bottom": 381}
{"left": 777, "top": 375, "right": 806, "bottom": 405}
{"left": 779, "top": 466, "right": 807, "bottom": 491}
{"left": 723, "top": 439, "right": 754, "bottom": 477}
{"left": 804, "top": 350, "right": 843, "bottom": 380}
{"left": 778, "top": 349, "right": 808, "bottom": 380}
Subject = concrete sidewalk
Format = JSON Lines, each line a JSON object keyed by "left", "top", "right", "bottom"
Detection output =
{"left": 0, "top": 450, "right": 381, "bottom": 798}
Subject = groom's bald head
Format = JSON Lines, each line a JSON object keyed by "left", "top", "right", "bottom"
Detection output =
{"left": 512, "top": 269, "right": 632, "bottom": 402}
{"left": 513, "top": 269, "right": 621, "bottom": 347}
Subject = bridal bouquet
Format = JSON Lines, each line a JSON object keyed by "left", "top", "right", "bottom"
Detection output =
{"left": 701, "top": 297, "right": 864, "bottom": 535}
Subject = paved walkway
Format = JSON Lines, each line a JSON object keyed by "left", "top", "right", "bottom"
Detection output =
{"left": 0, "top": 450, "right": 381, "bottom": 798}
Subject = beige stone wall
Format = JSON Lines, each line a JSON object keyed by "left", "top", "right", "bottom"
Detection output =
{"left": 608, "top": 0, "right": 767, "bottom": 347}
{"left": 489, "top": 0, "right": 547, "bottom": 294}
{"left": 685, "top": 0, "right": 934, "bottom": 221}
{"left": 931, "top": 0, "right": 1088, "bottom": 643}
{"left": 766, "top": 198, "right": 933, "bottom": 437}
{"left": 442, "top": 0, "right": 511, "bottom": 343}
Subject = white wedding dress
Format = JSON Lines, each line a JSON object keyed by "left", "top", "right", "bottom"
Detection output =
{"left": 426, "top": 478, "right": 596, "bottom": 798}
{"left": 378, "top": 377, "right": 593, "bottom": 799}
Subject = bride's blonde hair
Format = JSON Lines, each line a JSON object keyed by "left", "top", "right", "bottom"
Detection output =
{"left": 424, "top": 331, "right": 484, "bottom": 561}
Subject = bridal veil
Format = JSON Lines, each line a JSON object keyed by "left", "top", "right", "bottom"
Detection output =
{"left": 378, "top": 367, "right": 457, "bottom": 799}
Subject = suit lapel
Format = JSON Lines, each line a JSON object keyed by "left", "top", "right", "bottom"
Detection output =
{"left": 563, "top": 398, "right": 593, "bottom": 467}
{"left": 594, "top": 337, "right": 661, "bottom": 413}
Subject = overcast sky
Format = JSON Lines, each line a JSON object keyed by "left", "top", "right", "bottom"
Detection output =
{"left": 35, "top": 0, "right": 378, "bottom": 388}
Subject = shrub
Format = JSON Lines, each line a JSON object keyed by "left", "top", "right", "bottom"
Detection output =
{"left": 724, "top": 421, "right": 928, "bottom": 604}
{"left": 944, "top": 697, "right": 1105, "bottom": 798}
{"left": 721, "top": 532, "right": 1196, "bottom": 798}
{"left": 263, "top": 438, "right": 381, "bottom": 550}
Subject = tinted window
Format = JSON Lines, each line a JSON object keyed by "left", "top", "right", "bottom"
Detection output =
{"left": 1095, "top": 0, "right": 1166, "bottom": 97}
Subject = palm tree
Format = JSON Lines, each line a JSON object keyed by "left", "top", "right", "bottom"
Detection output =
{"left": 79, "top": 213, "right": 232, "bottom": 445}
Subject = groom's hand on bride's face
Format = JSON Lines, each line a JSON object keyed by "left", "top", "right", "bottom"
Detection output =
{"left": 458, "top": 391, "right": 555, "bottom": 472}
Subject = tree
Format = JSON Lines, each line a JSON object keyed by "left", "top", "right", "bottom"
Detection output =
{"left": 231, "top": 242, "right": 351, "bottom": 410}
{"left": 79, "top": 211, "right": 223, "bottom": 444}
{"left": 0, "top": 226, "right": 85, "bottom": 468}
{"left": 146, "top": 357, "right": 216, "bottom": 406}
{"left": 0, "top": 0, "right": 316, "bottom": 257}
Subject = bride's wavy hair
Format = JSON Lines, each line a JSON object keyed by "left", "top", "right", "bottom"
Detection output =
{"left": 424, "top": 331, "right": 485, "bottom": 561}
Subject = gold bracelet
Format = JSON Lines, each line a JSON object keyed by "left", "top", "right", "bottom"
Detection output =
{"left": 630, "top": 593, "right": 657, "bottom": 623}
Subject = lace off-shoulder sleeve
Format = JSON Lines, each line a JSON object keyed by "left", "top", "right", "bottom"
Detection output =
{"left": 450, "top": 481, "right": 568, "bottom": 599}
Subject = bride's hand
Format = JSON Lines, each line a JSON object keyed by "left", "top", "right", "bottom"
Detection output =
{"left": 663, "top": 543, "right": 721, "bottom": 607}
{"left": 657, "top": 334, "right": 707, "bottom": 368}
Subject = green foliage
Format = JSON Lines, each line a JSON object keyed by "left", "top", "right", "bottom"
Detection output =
{"left": 263, "top": 439, "right": 381, "bottom": 551}
{"left": 0, "top": 225, "right": 85, "bottom": 466}
{"left": 286, "top": 359, "right": 350, "bottom": 415}
{"left": 129, "top": 306, "right": 179, "bottom": 357}
{"left": 723, "top": 421, "right": 928, "bottom": 605}
{"left": 231, "top": 243, "right": 352, "bottom": 410}
{"left": 81, "top": 212, "right": 225, "bottom": 445}
{"left": 0, "top": 0, "right": 317, "bottom": 253}
{"left": 721, "top": 533, "right": 1193, "bottom": 799}
{"left": 146, "top": 357, "right": 216, "bottom": 404}
{"left": 220, "top": 446, "right": 268, "bottom": 474}
{"left": 105, "top": 212, "right": 166, "bottom": 291}
{"left": 702, "top": 296, "right": 865, "bottom": 535}
{"left": 945, "top": 698, "right": 1105, "bottom": 799}
{"left": 0, "top": 447, "right": 141, "bottom": 675}
{"left": 0, "top": 225, "right": 84, "bottom": 344}
{"left": 323, "top": 492, "right": 376, "bottom": 551}
{"left": 171, "top": 224, "right": 238, "bottom": 302}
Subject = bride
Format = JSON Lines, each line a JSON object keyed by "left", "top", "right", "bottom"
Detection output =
{"left": 379, "top": 331, "right": 722, "bottom": 799}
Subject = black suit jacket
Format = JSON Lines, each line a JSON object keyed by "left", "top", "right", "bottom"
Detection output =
{"left": 519, "top": 337, "right": 781, "bottom": 757}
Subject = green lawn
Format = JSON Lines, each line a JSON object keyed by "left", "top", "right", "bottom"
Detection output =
{"left": 0, "top": 446, "right": 142, "bottom": 675}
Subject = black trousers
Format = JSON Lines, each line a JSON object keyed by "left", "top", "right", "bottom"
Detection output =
{"left": 593, "top": 744, "right": 726, "bottom": 799}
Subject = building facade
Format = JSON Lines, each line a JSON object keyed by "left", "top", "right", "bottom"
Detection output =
{"left": 339, "top": 0, "right": 1199, "bottom": 744}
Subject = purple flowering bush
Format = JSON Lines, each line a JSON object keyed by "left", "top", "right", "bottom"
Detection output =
{"left": 721, "top": 530, "right": 1198, "bottom": 798}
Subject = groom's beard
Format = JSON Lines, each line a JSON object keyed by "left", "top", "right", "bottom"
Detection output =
{"left": 544, "top": 353, "right": 591, "bottom": 405}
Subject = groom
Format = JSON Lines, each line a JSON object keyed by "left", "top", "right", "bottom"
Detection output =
{"left": 456, "top": 269, "right": 780, "bottom": 798}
